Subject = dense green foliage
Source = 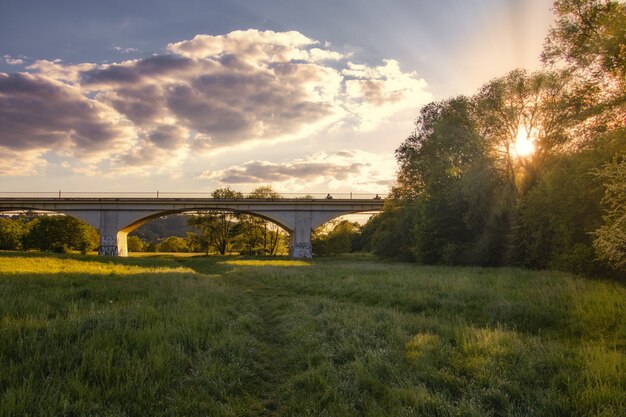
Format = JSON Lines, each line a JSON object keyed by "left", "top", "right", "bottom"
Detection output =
{"left": 542, "top": 0, "right": 626, "bottom": 82}
{"left": 362, "top": 0, "right": 626, "bottom": 278}
{"left": 0, "top": 215, "right": 98, "bottom": 254}
{"left": 0, "top": 217, "right": 27, "bottom": 250}
{"left": 312, "top": 220, "right": 362, "bottom": 256}
{"left": 593, "top": 156, "right": 626, "bottom": 269}
{"left": 126, "top": 235, "right": 146, "bottom": 252}
{"left": 0, "top": 252, "right": 624, "bottom": 416}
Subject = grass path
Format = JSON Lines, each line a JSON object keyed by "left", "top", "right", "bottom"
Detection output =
{"left": 0, "top": 252, "right": 624, "bottom": 416}
{"left": 228, "top": 276, "right": 294, "bottom": 415}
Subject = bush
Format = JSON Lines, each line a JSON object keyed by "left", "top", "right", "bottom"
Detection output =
{"left": 127, "top": 235, "right": 146, "bottom": 252}
{"left": 156, "top": 236, "right": 189, "bottom": 253}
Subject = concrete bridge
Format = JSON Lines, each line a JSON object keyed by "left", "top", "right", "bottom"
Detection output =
{"left": 0, "top": 196, "right": 385, "bottom": 258}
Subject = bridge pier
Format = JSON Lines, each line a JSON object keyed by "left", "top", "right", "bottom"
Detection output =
{"left": 97, "top": 210, "right": 129, "bottom": 257}
{"left": 289, "top": 211, "right": 313, "bottom": 258}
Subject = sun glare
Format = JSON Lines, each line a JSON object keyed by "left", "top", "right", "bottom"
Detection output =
{"left": 514, "top": 126, "right": 536, "bottom": 157}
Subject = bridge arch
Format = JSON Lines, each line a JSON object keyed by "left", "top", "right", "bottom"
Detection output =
{"left": 118, "top": 207, "right": 293, "bottom": 255}
{"left": 119, "top": 207, "right": 292, "bottom": 235}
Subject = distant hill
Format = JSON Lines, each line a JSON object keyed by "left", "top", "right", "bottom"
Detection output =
{"left": 130, "top": 215, "right": 195, "bottom": 243}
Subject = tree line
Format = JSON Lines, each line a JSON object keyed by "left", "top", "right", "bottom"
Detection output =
{"left": 359, "top": 0, "right": 625, "bottom": 278}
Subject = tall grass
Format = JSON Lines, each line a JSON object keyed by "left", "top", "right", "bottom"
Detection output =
{"left": 0, "top": 252, "right": 624, "bottom": 416}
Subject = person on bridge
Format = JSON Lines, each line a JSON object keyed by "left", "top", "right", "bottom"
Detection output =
{"left": 326, "top": 194, "right": 333, "bottom": 199}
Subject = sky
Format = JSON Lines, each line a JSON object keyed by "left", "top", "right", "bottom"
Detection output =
{"left": 0, "top": 0, "right": 554, "bottom": 196}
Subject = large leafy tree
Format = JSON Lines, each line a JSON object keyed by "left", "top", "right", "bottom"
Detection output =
{"left": 238, "top": 186, "right": 285, "bottom": 255}
{"left": 542, "top": 0, "right": 626, "bottom": 152}
{"left": 23, "top": 215, "right": 98, "bottom": 254}
{"left": 474, "top": 69, "right": 580, "bottom": 195}
{"left": 312, "top": 220, "right": 361, "bottom": 256}
{"left": 188, "top": 187, "right": 243, "bottom": 255}
{"left": 391, "top": 97, "right": 507, "bottom": 265}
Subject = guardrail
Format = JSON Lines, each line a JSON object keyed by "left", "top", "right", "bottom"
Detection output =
{"left": 0, "top": 191, "right": 387, "bottom": 200}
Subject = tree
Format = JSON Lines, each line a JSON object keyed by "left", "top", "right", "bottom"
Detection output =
{"left": 0, "top": 217, "right": 26, "bottom": 250}
{"left": 312, "top": 220, "right": 361, "bottom": 256}
{"left": 23, "top": 215, "right": 98, "bottom": 254}
{"left": 247, "top": 186, "right": 284, "bottom": 255}
{"left": 395, "top": 97, "right": 486, "bottom": 199}
{"left": 188, "top": 187, "right": 243, "bottom": 255}
{"left": 542, "top": 0, "right": 626, "bottom": 153}
{"left": 593, "top": 156, "right": 626, "bottom": 270}
{"left": 542, "top": 0, "right": 626, "bottom": 84}
{"left": 390, "top": 97, "right": 508, "bottom": 265}
{"left": 474, "top": 69, "right": 579, "bottom": 195}
{"left": 361, "top": 202, "right": 420, "bottom": 261}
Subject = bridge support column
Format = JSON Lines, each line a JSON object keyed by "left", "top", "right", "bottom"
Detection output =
{"left": 289, "top": 211, "right": 313, "bottom": 259}
{"left": 98, "top": 210, "right": 128, "bottom": 257}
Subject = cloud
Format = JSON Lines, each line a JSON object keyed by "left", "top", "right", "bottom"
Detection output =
{"left": 27, "top": 59, "right": 96, "bottom": 83}
{"left": 167, "top": 30, "right": 318, "bottom": 63}
{"left": 343, "top": 59, "right": 429, "bottom": 130}
{"left": 1, "top": 29, "right": 431, "bottom": 176}
{"left": 0, "top": 72, "right": 135, "bottom": 172}
{"left": 198, "top": 150, "right": 396, "bottom": 192}
{"left": 3, "top": 55, "right": 24, "bottom": 65}
{"left": 0, "top": 148, "right": 47, "bottom": 175}
{"left": 112, "top": 45, "right": 139, "bottom": 54}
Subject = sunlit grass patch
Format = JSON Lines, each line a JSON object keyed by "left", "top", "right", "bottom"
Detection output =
{"left": 405, "top": 333, "right": 440, "bottom": 360}
{"left": 220, "top": 259, "right": 312, "bottom": 267}
{"left": 0, "top": 256, "right": 194, "bottom": 275}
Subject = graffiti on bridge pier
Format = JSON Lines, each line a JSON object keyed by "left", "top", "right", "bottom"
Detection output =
{"left": 99, "top": 246, "right": 118, "bottom": 256}
{"left": 99, "top": 236, "right": 118, "bottom": 256}
{"left": 294, "top": 242, "right": 312, "bottom": 258}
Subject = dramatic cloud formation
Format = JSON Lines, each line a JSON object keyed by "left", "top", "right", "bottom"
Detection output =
{"left": 0, "top": 29, "right": 430, "bottom": 177}
{"left": 0, "top": 72, "right": 134, "bottom": 173}
{"left": 199, "top": 150, "right": 397, "bottom": 192}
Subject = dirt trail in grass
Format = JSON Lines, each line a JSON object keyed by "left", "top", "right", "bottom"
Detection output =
{"left": 222, "top": 274, "right": 294, "bottom": 416}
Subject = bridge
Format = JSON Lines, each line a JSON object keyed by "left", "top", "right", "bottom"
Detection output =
{"left": 0, "top": 193, "right": 385, "bottom": 258}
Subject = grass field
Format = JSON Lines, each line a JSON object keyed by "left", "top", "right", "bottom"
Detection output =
{"left": 0, "top": 252, "right": 624, "bottom": 417}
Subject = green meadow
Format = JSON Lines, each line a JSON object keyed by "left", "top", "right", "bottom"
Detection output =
{"left": 0, "top": 252, "right": 624, "bottom": 417}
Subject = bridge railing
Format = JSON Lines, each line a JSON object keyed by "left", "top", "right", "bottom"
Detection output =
{"left": 0, "top": 191, "right": 387, "bottom": 200}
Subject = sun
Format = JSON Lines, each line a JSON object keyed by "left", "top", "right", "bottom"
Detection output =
{"left": 514, "top": 126, "right": 536, "bottom": 157}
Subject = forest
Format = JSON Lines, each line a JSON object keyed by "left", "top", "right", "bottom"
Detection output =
{"left": 361, "top": 0, "right": 625, "bottom": 278}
